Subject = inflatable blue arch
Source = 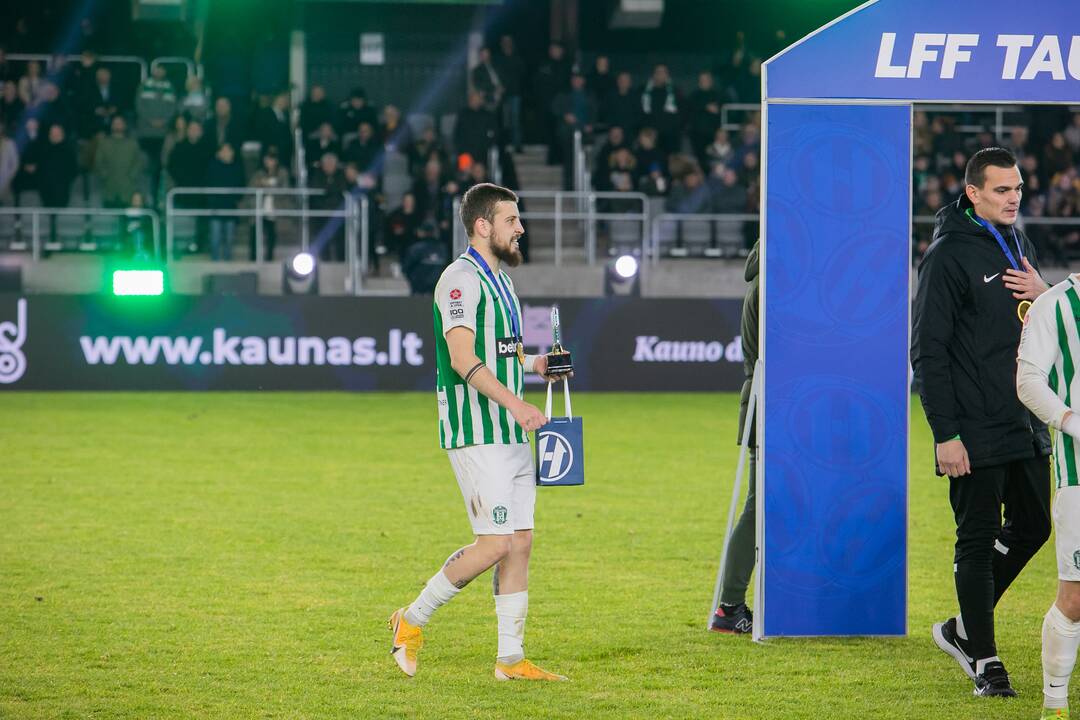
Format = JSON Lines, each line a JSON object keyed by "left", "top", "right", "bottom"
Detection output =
{"left": 757, "top": 0, "right": 1080, "bottom": 638}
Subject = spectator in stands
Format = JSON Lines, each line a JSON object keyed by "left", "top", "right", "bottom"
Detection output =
{"left": 471, "top": 46, "right": 503, "bottom": 112}
{"left": 345, "top": 120, "right": 379, "bottom": 173}
{"left": 248, "top": 147, "right": 289, "bottom": 261}
{"left": 1065, "top": 113, "right": 1080, "bottom": 154}
{"left": 599, "top": 146, "right": 637, "bottom": 193}
{"left": 380, "top": 104, "right": 409, "bottom": 152}
{"left": 1043, "top": 131, "right": 1074, "bottom": 181}
{"left": 124, "top": 191, "right": 154, "bottom": 259}
{"left": 667, "top": 165, "right": 710, "bottom": 214}
{"left": 38, "top": 123, "right": 78, "bottom": 209}
{"left": 306, "top": 122, "right": 340, "bottom": 172}
{"left": 300, "top": 84, "right": 334, "bottom": 141}
{"left": 69, "top": 50, "right": 98, "bottom": 108}
{"left": 79, "top": 66, "right": 119, "bottom": 139}
{"left": 733, "top": 58, "right": 762, "bottom": 104}
{"left": 735, "top": 120, "right": 760, "bottom": 162}
{"left": 593, "top": 125, "right": 627, "bottom": 182}
{"left": 408, "top": 125, "right": 448, "bottom": 178}
{"left": 413, "top": 157, "right": 456, "bottom": 244}
{"left": 206, "top": 97, "right": 244, "bottom": 152}
{"left": 12, "top": 117, "right": 42, "bottom": 199}
{"left": 401, "top": 225, "right": 449, "bottom": 294}
{"left": 740, "top": 150, "right": 760, "bottom": 188}
{"left": 181, "top": 75, "right": 210, "bottom": 122}
{"left": 0, "top": 81, "right": 23, "bottom": 135}
{"left": 600, "top": 71, "right": 641, "bottom": 139}
{"left": 94, "top": 115, "right": 145, "bottom": 208}
{"left": 18, "top": 60, "right": 46, "bottom": 108}
{"left": 687, "top": 70, "right": 722, "bottom": 163}
{"left": 383, "top": 191, "right": 422, "bottom": 263}
{"left": 704, "top": 127, "right": 734, "bottom": 176}
{"left": 0, "top": 47, "right": 15, "bottom": 84}
{"left": 633, "top": 126, "right": 667, "bottom": 186}
{"left": 136, "top": 64, "right": 178, "bottom": 206}
{"left": 204, "top": 142, "right": 245, "bottom": 261}
{"left": 454, "top": 90, "right": 497, "bottom": 170}
{"left": 534, "top": 42, "right": 571, "bottom": 164}
{"left": 588, "top": 55, "right": 615, "bottom": 104}
{"left": 1048, "top": 168, "right": 1080, "bottom": 219}
{"left": 160, "top": 114, "right": 187, "bottom": 196}
{"left": 1020, "top": 154, "right": 1043, "bottom": 212}
{"left": 254, "top": 91, "right": 292, "bottom": 161}
{"left": 338, "top": 87, "right": 378, "bottom": 138}
{"left": 344, "top": 159, "right": 379, "bottom": 195}
{"left": 551, "top": 70, "right": 597, "bottom": 189}
{"left": 34, "top": 82, "right": 69, "bottom": 134}
{"left": 461, "top": 160, "right": 489, "bottom": 192}
{"left": 496, "top": 35, "right": 525, "bottom": 152}
{"left": 310, "top": 151, "right": 348, "bottom": 261}
{"left": 641, "top": 64, "right": 681, "bottom": 153}
{"left": 167, "top": 118, "right": 213, "bottom": 203}
{"left": 0, "top": 123, "right": 16, "bottom": 206}
{"left": 710, "top": 166, "right": 748, "bottom": 251}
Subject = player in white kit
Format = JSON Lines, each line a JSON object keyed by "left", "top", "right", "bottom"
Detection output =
{"left": 1017, "top": 276, "right": 1080, "bottom": 719}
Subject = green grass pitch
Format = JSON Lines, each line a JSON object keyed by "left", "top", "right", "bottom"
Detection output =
{"left": 0, "top": 392, "right": 1060, "bottom": 718}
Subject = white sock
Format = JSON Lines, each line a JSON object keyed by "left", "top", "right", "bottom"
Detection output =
{"left": 955, "top": 614, "right": 968, "bottom": 641}
{"left": 495, "top": 590, "right": 528, "bottom": 664}
{"left": 404, "top": 571, "right": 460, "bottom": 628}
{"left": 975, "top": 656, "right": 1001, "bottom": 675}
{"left": 1043, "top": 604, "right": 1080, "bottom": 709}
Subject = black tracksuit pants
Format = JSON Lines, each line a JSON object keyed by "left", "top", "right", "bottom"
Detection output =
{"left": 949, "top": 455, "right": 1051, "bottom": 660}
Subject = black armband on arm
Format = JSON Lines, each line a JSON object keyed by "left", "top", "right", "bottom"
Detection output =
{"left": 464, "top": 361, "right": 485, "bottom": 384}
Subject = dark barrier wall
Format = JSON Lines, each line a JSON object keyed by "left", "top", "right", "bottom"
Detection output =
{"left": 0, "top": 295, "right": 745, "bottom": 392}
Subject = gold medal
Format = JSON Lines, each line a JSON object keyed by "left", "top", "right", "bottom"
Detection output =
{"left": 516, "top": 341, "right": 525, "bottom": 366}
{"left": 1018, "top": 300, "right": 1032, "bottom": 322}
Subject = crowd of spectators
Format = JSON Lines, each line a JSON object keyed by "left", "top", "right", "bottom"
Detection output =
{"left": 3, "top": 25, "right": 1080, "bottom": 267}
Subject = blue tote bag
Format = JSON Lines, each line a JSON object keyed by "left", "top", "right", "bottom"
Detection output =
{"left": 535, "top": 379, "right": 585, "bottom": 487}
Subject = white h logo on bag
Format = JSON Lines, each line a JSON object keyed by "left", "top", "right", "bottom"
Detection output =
{"left": 0, "top": 298, "right": 27, "bottom": 384}
{"left": 537, "top": 430, "right": 573, "bottom": 482}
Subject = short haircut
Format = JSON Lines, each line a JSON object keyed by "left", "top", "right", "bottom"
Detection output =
{"left": 460, "top": 183, "right": 518, "bottom": 238}
{"left": 965, "top": 147, "right": 1017, "bottom": 188}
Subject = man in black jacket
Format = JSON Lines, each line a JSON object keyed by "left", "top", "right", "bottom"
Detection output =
{"left": 912, "top": 147, "right": 1052, "bottom": 698}
{"left": 710, "top": 239, "right": 758, "bottom": 634}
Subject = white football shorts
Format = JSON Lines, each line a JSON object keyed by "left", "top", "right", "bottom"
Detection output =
{"left": 447, "top": 443, "right": 536, "bottom": 536}
{"left": 1054, "top": 486, "right": 1080, "bottom": 581}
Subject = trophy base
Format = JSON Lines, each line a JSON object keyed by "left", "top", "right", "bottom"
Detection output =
{"left": 546, "top": 350, "right": 573, "bottom": 376}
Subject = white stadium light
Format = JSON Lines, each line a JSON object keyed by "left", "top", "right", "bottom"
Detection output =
{"left": 291, "top": 252, "right": 316, "bottom": 278}
{"left": 614, "top": 254, "right": 639, "bottom": 280}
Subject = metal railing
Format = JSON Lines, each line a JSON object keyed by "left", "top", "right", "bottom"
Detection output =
{"left": 720, "top": 103, "right": 761, "bottom": 132}
{"left": 650, "top": 212, "right": 760, "bottom": 263}
{"left": 10, "top": 53, "right": 149, "bottom": 83}
{"left": 149, "top": 56, "right": 201, "bottom": 80}
{"left": 488, "top": 145, "right": 503, "bottom": 186}
{"left": 918, "top": 105, "right": 1028, "bottom": 143}
{"left": 453, "top": 190, "right": 649, "bottom": 266}
{"left": 572, "top": 130, "right": 587, "bottom": 194}
{"left": 0, "top": 206, "right": 160, "bottom": 260}
{"left": 164, "top": 188, "right": 363, "bottom": 273}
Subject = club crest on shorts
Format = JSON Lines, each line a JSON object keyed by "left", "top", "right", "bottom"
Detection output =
{"left": 492, "top": 505, "right": 508, "bottom": 525}
{"left": 1073, "top": 550, "right": 1080, "bottom": 571}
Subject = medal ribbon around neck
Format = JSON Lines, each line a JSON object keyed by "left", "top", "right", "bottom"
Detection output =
{"left": 968, "top": 208, "right": 1023, "bottom": 271}
{"left": 968, "top": 209, "right": 1032, "bottom": 321}
{"left": 466, "top": 246, "right": 522, "bottom": 350}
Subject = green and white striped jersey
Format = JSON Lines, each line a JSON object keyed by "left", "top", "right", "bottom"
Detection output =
{"left": 433, "top": 253, "right": 527, "bottom": 449}
{"left": 1018, "top": 276, "right": 1080, "bottom": 487}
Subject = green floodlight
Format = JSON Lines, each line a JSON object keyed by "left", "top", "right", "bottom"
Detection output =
{"left": 112, "top": 269, "right": 165, "bottom": 296}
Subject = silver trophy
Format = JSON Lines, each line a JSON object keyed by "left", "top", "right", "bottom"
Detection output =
{"left": 545, "top": 305, "right": 573, "bottom": 376}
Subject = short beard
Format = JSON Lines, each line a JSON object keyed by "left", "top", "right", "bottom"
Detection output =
{"left": 492, "top": 238, "right": 523, "bottom": 267}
